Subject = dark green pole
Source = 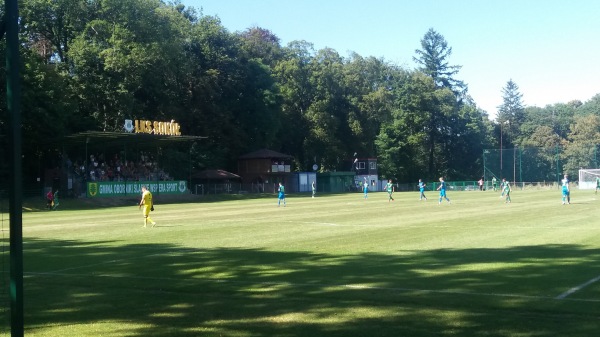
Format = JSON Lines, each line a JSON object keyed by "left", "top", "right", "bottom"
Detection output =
{"left": 5, "top": 0, "right": 24, "bottom": 335}
{"left": 482, "top": 150, "right": 486, "bottom": 189}
{"left": 189, "top": 143, "right": 193, "bottom": 194}
{"left": 156, "top": 145, "right": 160, "bottom": 195}
{"left": 556, "top": 145, "right": 560, "bottom": 184}
{"left": 519, "top": 147, "right": 522, "bottom": 187}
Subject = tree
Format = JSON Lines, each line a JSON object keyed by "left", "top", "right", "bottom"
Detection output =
{"left": 410, "top": 28, "right": 484, "bottom": 179}
{"left": 303, "top": 47, "right": 348, "bottom": 171}
{"left": 183, "top": 14, "right": 280, "bottom": 171}
{"left": 497, "top": 79, "right": 525, "bottom": 148}
{"left": 376, "top": 71, "right": 440, "bottom": 181}
{"left": 578, "top": 93, "right": 600, "bottom": 116}
{"left": 20, "top": 0, "right": 95, "bottom": 64}
{"left": 238, "top": 26, "right": 283, "bottom": 67}
{"left": 272, "top": 41, "right": 315, "bottom": 170}
{"left": 68, "top": 0, "right": 194, "bottom": 131}
{"left": 342, "top": 53, "right": 395, "bottom": 158}
{"left": 446, "top": 101, "right": 495, "bottom": 179}
{"left": 413, "top": 28, "right": 466, "bottom": 95}
{"left": 562, "top": 115, "right": 600, "bottom": 175}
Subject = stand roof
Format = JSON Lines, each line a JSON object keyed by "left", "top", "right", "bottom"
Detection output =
{"left": 62, "top": 131, "right": 206, "bottom": 150}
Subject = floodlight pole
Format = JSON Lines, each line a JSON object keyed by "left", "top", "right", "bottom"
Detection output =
{"left": 513, "top": 146, "right": 516, "bottom": 185}
{"left": 482, "top": 150, "right": 486, "bottom": 187}
{"left": 5, "top": 0, "right": 24, "bottom": 335}
{"left": 519, "top": 148, "right": 522, "bottom": 187}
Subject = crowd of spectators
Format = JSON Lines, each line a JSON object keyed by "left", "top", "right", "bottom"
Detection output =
{"left": 70, "top": 151, "right": 173, "bottom": 182}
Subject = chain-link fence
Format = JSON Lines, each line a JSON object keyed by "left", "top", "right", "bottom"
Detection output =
{"left": 483, "top": 146, "right": 600, "bottom": 183}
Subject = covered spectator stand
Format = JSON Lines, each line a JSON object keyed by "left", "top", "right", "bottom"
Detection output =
{"left": 56, "top": 131, "right": 205, "bottom": 198}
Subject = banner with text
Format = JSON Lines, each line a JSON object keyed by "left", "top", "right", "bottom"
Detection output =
{"left": 87, "top": 181, "right": 188, "bottom": 197}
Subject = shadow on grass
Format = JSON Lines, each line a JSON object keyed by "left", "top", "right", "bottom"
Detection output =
{"left": 2, "top": 239, "right": 600, "bottom": 336}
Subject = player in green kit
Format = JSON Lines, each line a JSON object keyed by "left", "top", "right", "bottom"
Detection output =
{"left": 499, "top": 178, "right": 507, "bottom": 198}
{"left": 596, "top": 176, "right": 600, "bottom": 195}
{"left": 502, "top": 178, "right": 511, "bottom": 203}
{"left": 386, "top": 179, "right": 395, "bottom": 202}
{"left": 492, "top": 176, "right": 497, "bottom": 192}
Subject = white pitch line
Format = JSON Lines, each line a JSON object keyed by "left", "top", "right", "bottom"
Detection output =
{"left": 555, "top": 274, "right": 600, "bottom": 299}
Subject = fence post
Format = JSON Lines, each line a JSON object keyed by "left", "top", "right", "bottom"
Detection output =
{"left": 519, "top": 147, "right": 522, "bottom": 187}
{"left": 556, "top": 145, "right": 560, "bottom": 184}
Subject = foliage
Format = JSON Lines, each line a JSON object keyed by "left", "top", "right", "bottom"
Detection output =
{"left": 413, "top": 27, "right": 466, "bottom": 96}
{"left": 497, "top": 79, "right": 525, "bottom": 145}
{"left": 561, "top": 114, "right": 600, "bottom": 175}
{"left": 2, "top": 1, "right": 599, "bottom": 186}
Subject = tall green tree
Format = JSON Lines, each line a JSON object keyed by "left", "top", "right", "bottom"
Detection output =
{"left": 273, "top": 40, "right": 315, "bottom": 169}
{"left": 376, "top": 71, "right": 441, "bottom": 181}
{"left": 413, "top": 28, "right": 466, "bottom": 95}
{"left": 497, "top": 79, "right": 525, "bottom": 145}
{"left": 342, "top": 53, "right": 395, "bottom": 157}
{"left": 303, "top": 48, "right": 348, "bottom": 171}
{"left": 411, "top": 28, "right": 473, "bottom": 178}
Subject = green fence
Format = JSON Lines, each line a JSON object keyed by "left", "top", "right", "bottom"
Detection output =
{"left": 483, "top": 146, "right": 600, "bottom": 183}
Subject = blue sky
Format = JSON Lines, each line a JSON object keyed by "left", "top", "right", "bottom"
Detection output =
{"left": 182, "top": 0, "right": 600, "bottom": 119}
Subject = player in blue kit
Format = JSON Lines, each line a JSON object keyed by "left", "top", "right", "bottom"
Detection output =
{"left": 437, "top": 177, "right": 450, "bottom": 204}
{"left": 561, "top": 174, "right": 570, "bottom": 205}
{"left": 278, "top": 182, "right": 286, "bottom": 207}
{"left": 418, "top": 179, "right": 427, "bottom": 201}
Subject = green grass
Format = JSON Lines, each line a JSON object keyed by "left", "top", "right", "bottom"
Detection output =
{"left": 2, "top": 188, "right": 600, "bottom": 336}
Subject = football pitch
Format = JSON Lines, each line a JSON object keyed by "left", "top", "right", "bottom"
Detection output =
{"left": 2, "top": 188, "right": 600, "bottom": 336}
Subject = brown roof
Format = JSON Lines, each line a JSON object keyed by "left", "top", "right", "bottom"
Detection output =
{"left": 192, "top": 169, "right": 241, "bottom": 180}
{"left": 239, "top": 148, "right": 293, "bottom": 160}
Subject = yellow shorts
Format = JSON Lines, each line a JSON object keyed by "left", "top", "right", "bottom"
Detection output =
{"left": 142, "top": 205, "right": 151, "bottom": 216}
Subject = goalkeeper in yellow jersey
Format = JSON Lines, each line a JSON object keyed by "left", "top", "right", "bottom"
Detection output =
{"left": 139, "top": 185, "right": 156, "bottom": 227}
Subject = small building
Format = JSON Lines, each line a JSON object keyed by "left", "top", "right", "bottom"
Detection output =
{"left": 238, "top": 149, "right": 294, "bottom": 193}
{"left": 353, "top": 157, "right": 380, "bottom": 191}
{"left": 191, "top": 169, "right": 241, "bottom": 195}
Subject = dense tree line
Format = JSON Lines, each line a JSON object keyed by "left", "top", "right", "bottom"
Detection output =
{"left": 1, "top": 0, "right": 599, "bottom": 187}
{"left": 497, "top": 80, "right": 600, "bottom": 179}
